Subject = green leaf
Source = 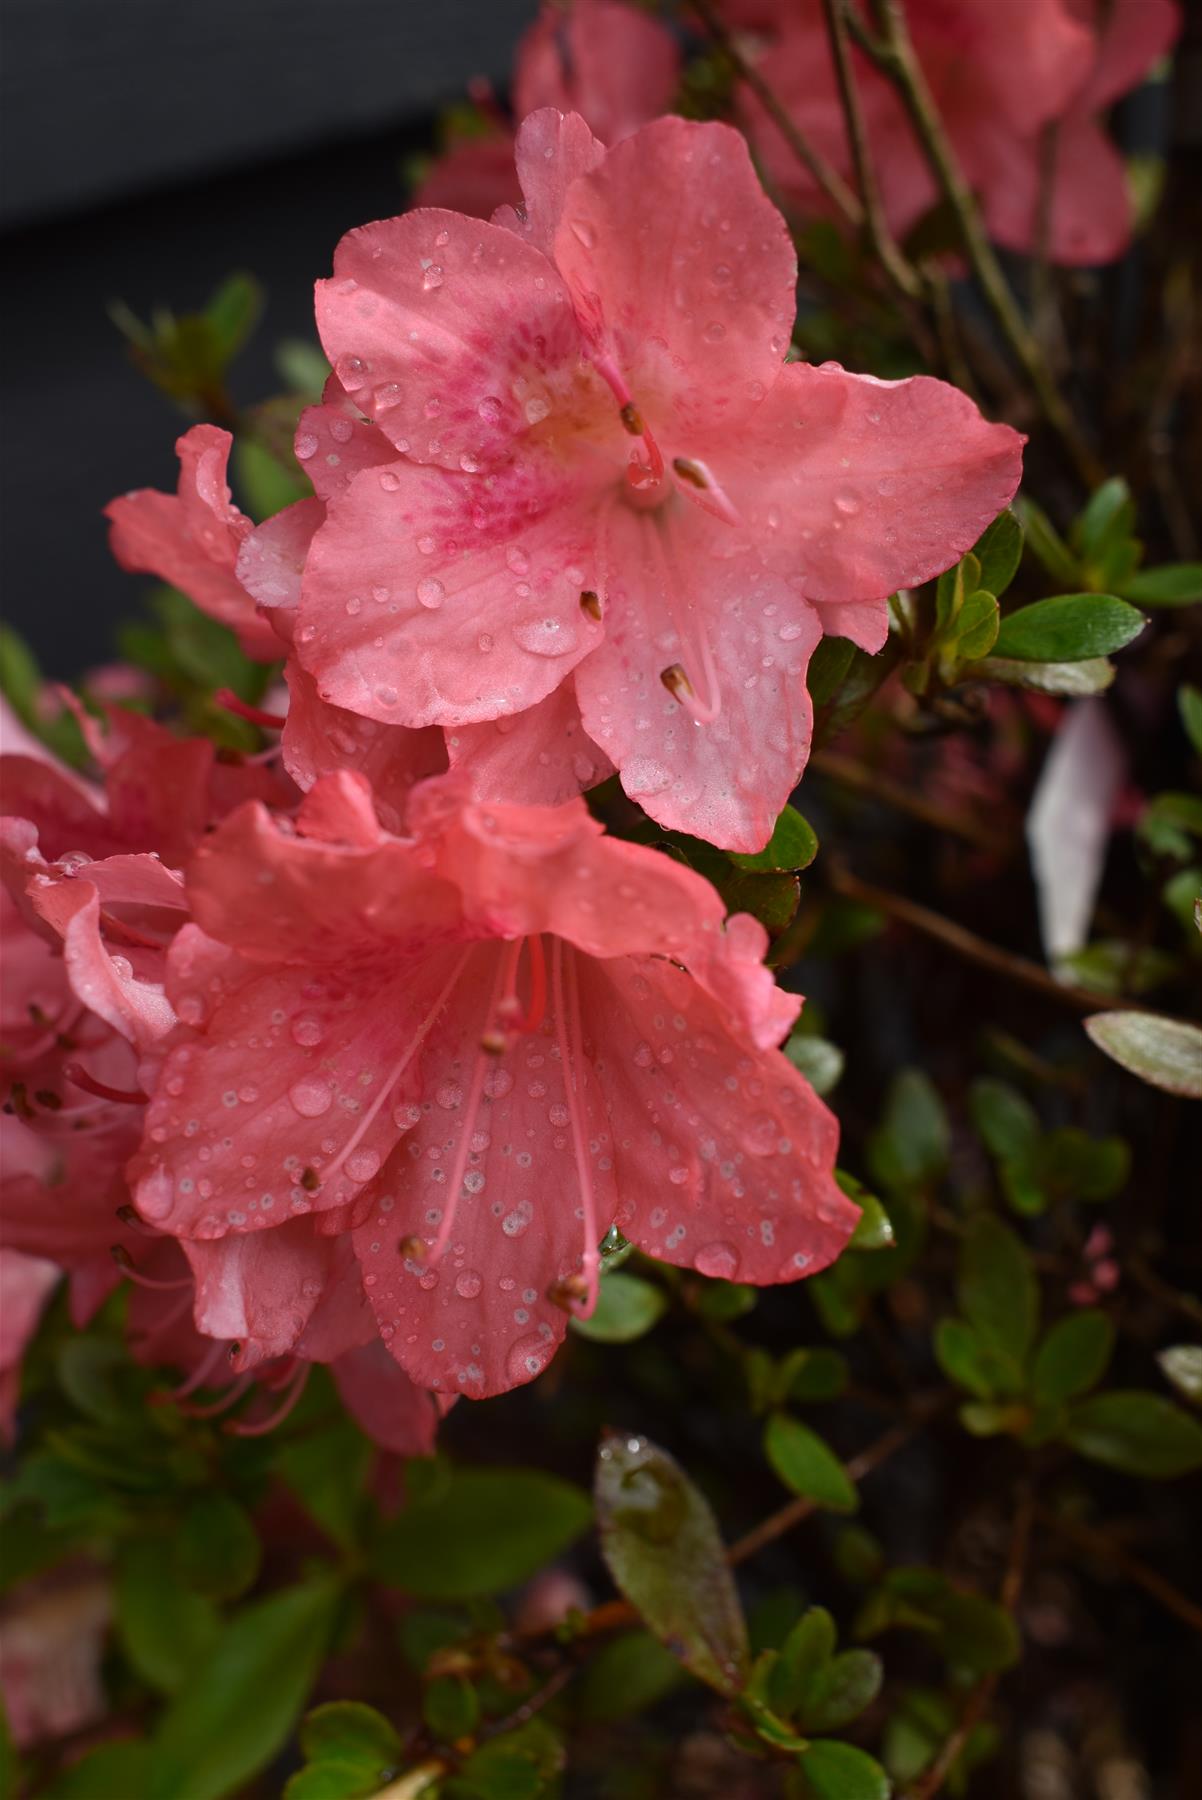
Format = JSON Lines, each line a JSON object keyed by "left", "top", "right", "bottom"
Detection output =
{"left": 1158, "top": 1345, "right": 1202, "bottom": 1406}
{"left": 1121, "top": 562, "right": 1202, "bottom": 606}
{"left": 1178, "top": 684, "right": 1202, "bottom": 754}
{"left": 571, "top": 1272, "right": 667, "bottom": 1343}
{"left": 299, "top": 1702, "right": 402, "bottom": 1771}
{"left": 371, "top": 1468, "right": 591, "bottom": 1600}
{"left": 972, "top": 510, "right": 1023, "bottom": 597}
{"left": 1065, "top": 1391, "right": 1202, "bottom": 1478}
{"left": 795, "top": 1740, "right": 890, "bottom": 1800}
{"left": 977, "top": 654, "right": 1115, "bottom": 695}
{"left": 1074, "top": 477, "right": 1135, "bottom": 568}
{"left": 785, "top": 1034, "right": 845, "bottom": 1098}
{"left": 1031, "top": 1311, "right": 1114, "bottom": 1405}
{"left": 970, "top": 1078, "right": 1039, "bottom": 1162}
{"left": 0, "top": 1698, "right": 16, "bottom": 1800}
{"left": 806, "top": 636, "right": 856, "bottom": 706}
{"left": 729, "top": 804, "right": 819, "bottom": 873}
{"left": 117, "top": 1539, "right": 221, "bottom": 1694}
{"left": 867, "top": 1568, "right": 1019, "bottom": 1676}
{"left": 845, "top": 1185, "right": 894, "bottom": 1252}
{"left": 204, "top": 271, "right": 264, "bottom": 362}
{"left": 423, "top": 1675, "right": 479, "bottom": 1743}
{"left": 787, "top": 1349, "right": 850, "bottom": 1402}
{"left": 800, "top": 1649, "right": 883, "bottom": 1732}
{"left": 284, "top": 1764, "right": 390, "bottom": 1800}
{"left": 948, "top": 589, "right": 999, "bottom": 662}
{"left": 38, "top": 1741, "right": 153, "bottom": 1800}
{"left": 595, "top": 1433, "right": 749, "bottom": 1694}
{"left": 958, "top": 1213, "right": 1038, "bottom": 1366}
{"left": 764, "top": 1415, "right": 857, "bottom": 1513}
{"left": 770, "top": 1605, "right": 836, "bottom": 1716}
{"left": 452, "top": 1718, "right": 563, "bottom": 1799}
{"left": 693, "top": 1280, "right": 758, "bottom": 1322}
{"left": 867, "top": 1068, "right": 949, "bottom": 1192}
{"left": 1017, "top": 496, "right": 1080, "bottom": 586}
{"left": 148, "top": 1576, "right": 340, "bottom": 1800}
{"left": 174, "top": 1491, "right": 261, "bottom": 1600}
{"left": 574, "top": 1630, "right": 685, "bottom": 1724}
{"left": 1084, "top": 1010, "right": 1202, "bottom": 1098}
{"left": 233, "top": 436, "right": 308, "bottom": 522}
{"left": 275, "top": 338, "right": 331, "bottom": 400}
{"left": 275, "top": 1406, "right": 373, "bottom": 1551}
{"left": 993, "top": 594, "right": 1145, "bottom": 661}
{"left": 935, "top": 1319, "right": 1019, "bottom": 1401}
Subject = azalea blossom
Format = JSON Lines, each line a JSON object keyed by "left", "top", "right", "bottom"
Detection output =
{"left": 131, "top": 771, "right": 858, "bottom": 1398}
{"left": 284, "top": 109, "right": 1022, "bottom": 851}
{"left": 413, "top": 0, "right": 680, "bottom": 218}
{"left": 740, "top": 0, "right": 1180, "bottom": 266}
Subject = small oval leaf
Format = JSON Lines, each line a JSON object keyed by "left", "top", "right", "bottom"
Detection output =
{"left": 993, "top": 594, "right": 1145, "bottom": 661}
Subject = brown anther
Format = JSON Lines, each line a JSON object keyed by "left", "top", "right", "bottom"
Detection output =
{"left": 547, "top": 1272, "right": 589, "bottom": 1311}
{"left": 619, "top": 401, "right": 644, "bottom": 436}
{"left": 115, "top": 1205, "right": 140, "bottom": 1227}
{"left": 672, "top": 457, "right": 708, "bottom": 489}
{"left": 579, "top": 589, "right": 602, "bottom": 620}
{"left": 660, "top": 662, "right": 695, "bottom": 701}
{"left": 300, "top": 1166, "right": 320, "bottom": 1192}
{"left": 34, "top": 1089, "right": 62, "bottom": 1111}
{"left": 7, "top": 1082, "right": 34, "bottom": 1122}
{"left": 480, "top": 1029, "right": 508, "bottom": 1056}
{"left": 110, "top": 1245, "right": 134, "bottom": 1270}
{"left": 227, "top": 1342, "right": 242, "bottom": 1362}
{"left": 399, "top": 1235, "right": 427, "bottom": 1261}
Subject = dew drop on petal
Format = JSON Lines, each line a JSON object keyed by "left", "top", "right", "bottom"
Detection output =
{"left": 416, "top": 577, "right": 445, "bottom": 609}
{"left": 290, "top": 1078, "right": 332, "bottom": 1118}
{"left": 695, "top": 1241, "right": 740, "bottom": 1279}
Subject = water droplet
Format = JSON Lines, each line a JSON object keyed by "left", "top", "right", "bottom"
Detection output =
{"left": 422, "top": 264, "right": 444, "bottom": 291}
{"left": 478, "top": 395, "right": 503, "bottom": 424}
{"left": 290, "top": 1078, "right": 332, "bottom": 1118}
{"left": 524, "top": 396, "right": 551, "bottom": 425}
{"left": 834, "top": 488, "right": 860, "bottom": 515}
{"left": 569, "top": 218, "right": 596, "bottom": 248}
{"left": 379, "top": 470, "right": 401, "bottom": 491}
{"left": 417, "top": 577, "right": 445, "bottom": 609}
{"left": 375, "top": 684, "right": 398, "bottom": 707}
{"left": 295, "top": 432, "right": 318, "bottom": 461}
{"left": 346, "top": 1148, "right": 381, "bottom": 1183}
{"left": 695, "top": 1241, "right": 740, "bottom": 1279}
{"left": 456, "top": 1269, "right": 483, "bottom": 1298}
{"left": 512, "top": 615, "right": 579, "bottom": 657}
{"left": 290, "top": 1014, "right": 324, "bottom": 1048}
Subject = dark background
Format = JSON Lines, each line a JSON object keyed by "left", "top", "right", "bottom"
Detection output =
{"left": 0, "top": 0, "right": 538, "bottom": 673}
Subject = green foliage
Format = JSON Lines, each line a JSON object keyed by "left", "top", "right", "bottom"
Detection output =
{"left": 1084, "top": 1009, "right": 1202, "bottom": 1097}
{"left": 764, "top": 1414, "right": 858, "bottom": 1513}
{"left": 595, "top": 1433, "right": 749, "bottom": 1694}
{"left": 371, "top": 1468, "right": 592, "bottom": 1600}
{"left": 110, "top": 272, "right": 263, "bottom": 414}
{"left": 729, "top": 803, "right": 819, "bottom": 873}
{"left": 857, "top": 1566, "right": 1020, "bottom": 1677}
{"left": 1064, "top": 1391, "right": 1202, "bottom": 1478}
{"left": 992, "top": 593, "right": 1145, "bottom": 661}
{"left": 571, "top": 1272, "right": 667, "bottom": 1343}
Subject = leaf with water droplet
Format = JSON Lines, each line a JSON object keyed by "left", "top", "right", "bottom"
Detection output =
{"left": 595, "top": 1433, "right": 748, "bottom": 1694}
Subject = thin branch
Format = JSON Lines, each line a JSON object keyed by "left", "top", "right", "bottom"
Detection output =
{"left": 907, "top": 1484, "right": 1034, "bottom": 1799}
{"left": 688, "top": 0, "right": 864, "bottom": 231}
{"left": 818, "top": 0, "right": 922, "bottom": 299}
{"left": 1034, "top": 1505, "right": 1202, "bottom": 1637}
{"left": 862, "top": 0, "right": 1104, "bottom": 487}
{"left": 809, "top": 747, "right": 1002, "bottom": 850}
{"left": 825, "top": 859, "right": 1147, "bottom": 1015}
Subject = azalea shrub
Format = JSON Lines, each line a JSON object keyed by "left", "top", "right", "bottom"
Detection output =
{"left": 3, "top": 2, "right": 1201, "bottom": 1797}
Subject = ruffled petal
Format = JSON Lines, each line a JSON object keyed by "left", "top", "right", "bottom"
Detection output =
{"left": 445, "top": 676, "right": 611, "bottom": 805}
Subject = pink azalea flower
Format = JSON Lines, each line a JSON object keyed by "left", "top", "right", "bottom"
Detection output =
{"left": 288, "top": 110, "right": 1021, "bottom": 851}
{"left": 105, "top": 425, "right": 283, "bottom": 662}
{"left": 412, "top": 0, "right": 681, "bottom": 219}
{"left": 131, "top": 771, "right": 857, "bottom": 1399}
{"left": 0, "top": 1249, "right": 59, "bottom": 1442}
{"left": 742, "top": 0, "right": 1179, "bottom": 266}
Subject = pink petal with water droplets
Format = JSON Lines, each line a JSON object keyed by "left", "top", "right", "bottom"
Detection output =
{"left": 30, "top": 881, "right": 174, "bottom": 1050}
{"left": 446, "top": 677, "right": 612, "bottom": 805}
{"left": 236, "top": 497, "right": 324, "bottom": 617}
{"left": 494, "top": 109, "right": 606, "bottom": 258}
{"left": 331, "top": 1341, "right": 440, "bottom": 1452}
{"left": 281, "top": 662, "right": 447, "bottom": 835}
{"left": 552, "top": 116, "right": 797, "bottom": 439}
{"left": 582, "top": 954, "right": 856, "bottom": 1283}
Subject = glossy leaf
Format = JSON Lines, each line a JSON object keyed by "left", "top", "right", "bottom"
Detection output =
{"left": 298, "top": 1702, "right": 402, "bottom": 1771}
{"left": 572, "top": 1272, "right": 667, "bottom": 1344}
{"left": 595, "top": 1433, "right": 748, "bottom": 1694}
{"left": 994, "top": 594, "right": 1145, "bottom": 661}
{"left": 785, "top": 1034, "right": 845, "bottom": 1097}
{"left": 972, "top": 509, "right": 1024, "bottom": 597}
{"left": 978, "top": 654, "right": 1115, "bottom": 695}
{"left": 729, "top": 804, "right": 819, "bottom": 873}
{"left": 1084, "top": 1011, "right": 1202, "bottom": 1098}
{"left": 148, "top": 1576, "right": 340, "bottom": 1800}
{"left": 1065, "top": 1391, "right": 1202, "bottom": 1478}
{"left": 371, "top": 1469, "right": 591, "bottom": 1600}
{"left": 764, "top": 1415, "right": 857, "bottom": 1513}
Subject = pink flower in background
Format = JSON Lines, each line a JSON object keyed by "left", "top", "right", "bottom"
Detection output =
{"left": 742, "top": 0, "right": 1179, "bottom": 266}
{"left": 290, "top": 110, "right": 1021, "bottom": 850}
{"left": 105, "top": 425, "right": 282, "bottom": 662}
{"left": 413, "top": 0, "right": 680, "bottom": 218}
{"left": 0, "top": 1250, "right": 59, "bottom": 1442}
{"left": 131, "top": 771, "right": 856, "bottom": 1398}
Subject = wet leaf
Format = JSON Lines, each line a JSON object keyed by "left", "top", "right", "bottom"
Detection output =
{"left": 1084, "top": 1011, "right": 1202, "bottom": 1098}
{"left": 978, "top": 655, "right": 1115, "bottom": 695}
{"left": 595, "top": 1433, "right": 748, "bottom": 1694}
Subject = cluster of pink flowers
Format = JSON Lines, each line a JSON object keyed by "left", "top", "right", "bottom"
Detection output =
{"left": 3, "top": 100, "right": 1024, "bottom": 1448}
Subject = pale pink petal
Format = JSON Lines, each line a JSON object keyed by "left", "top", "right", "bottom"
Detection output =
{"left": 351, "top": 962, "right": 610, "bottom": 1397}
{"left": 514, "top": 0, "right": 680, "bottom": 146}
{"left": 583, "top": 953, "right": 857, "bottom": 1282}
{"left": 281, "top": 661, "right": 448, "bottom": 835}
{"left": 1071, "top": 0, "right": 1180, "bottom": 112}
{"left": 552, "top": 117, "right": 797, "bottom": 439}
{"left": 314, "top": 209, "right": 587, "bottom": 466}
{"left": 717, "top": 359, "right": 1024, "bottom": 603}
{"left": 812, "top": 599, "right": 890, "bottom": 652}
{"left": 0, "top": 1249, "right": 58, "bottom": 1440}
{"left": 183, "top": 1221, "right": 370, "bottom": 1369}
{"left": 331, "top": 1341, "right": 440, "bottom": 1453}
{"left": 1026, "top": 698, "right": 1125, "bottom": 963}
{"left": 29, "top": 881, "right": 174, "bottom": 1049}
{"left": 700, "top": 912, "right": 801, "bottom": 1052}
{"left": 445, "top": 677, "right": 611, "bottom": 805}
{"left": 910, "top": 0, "right": 1093, "bottom": 135}
{"left": 296, "top": 456, "right": 606, "bottom": 728}
{"left": 236, "top": 497, "right": 324, "bottom": 617}
{"left": 105, "top": 425, "right": 280, "bottom": 662}
{"left": 295, "top": 769, "right": 384, "bottom": 848}
{"left": 573, "top": 504, "right": 822, "bottom": 851}
{"left": 494, "top": 109, "right": 606, "bottom": 258}
{"left": 979, "top": 114, "right": 1133, "bottom": 265}
{"left": 292, "top": 402, "right": 395, "bottom": 507}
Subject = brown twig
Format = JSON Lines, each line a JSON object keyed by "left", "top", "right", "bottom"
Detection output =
{"left": 1034, "top": 1505, "right": 1202, "bottom": 1637}
{"left": 809, "top": 748, "right": 1001, "bottom": 850}
{"left": 861, "top": 0, "right": 1104, "bottom": 487}
{"left": 818, "top": 0, "right": 922, "bottom": 300}
{"left": 907, "top": 1484, "right": 1034, "bottom": 1799}
{"left": 825, "top": 859, "right": 1146, "bottom": 1015}
{"left": 688, "top": 0, "right": 864, "bottom": 231}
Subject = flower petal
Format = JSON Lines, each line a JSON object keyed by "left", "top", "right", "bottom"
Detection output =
{"left": 494, "top": 109, "right": 606, "bottom": 259}
{"left": 445, "top": 676, "right": 612, "bottom": 805}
